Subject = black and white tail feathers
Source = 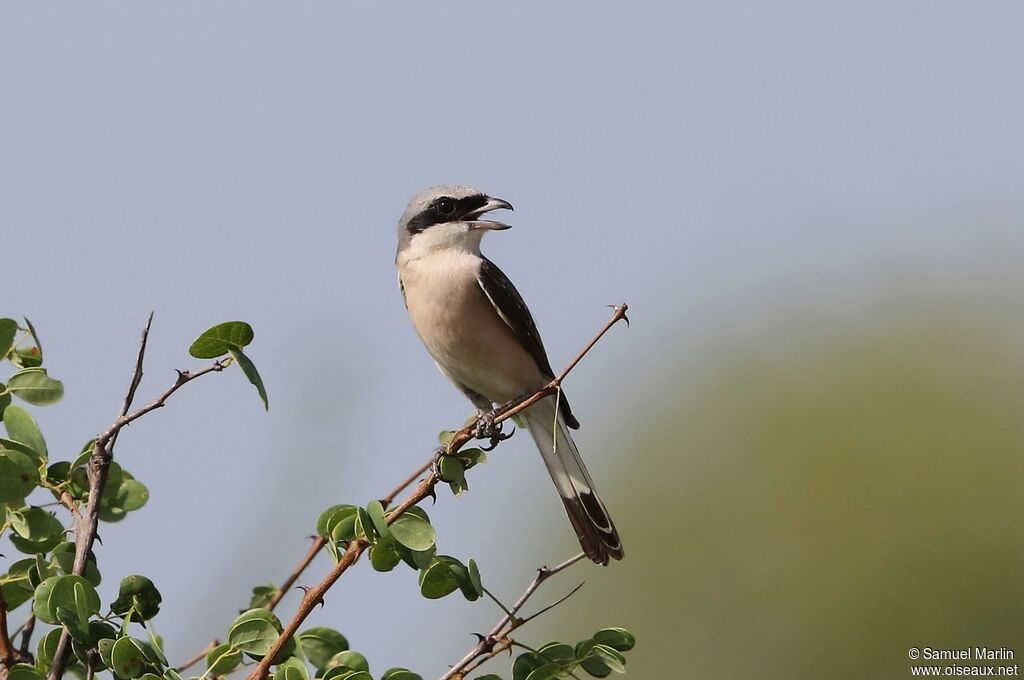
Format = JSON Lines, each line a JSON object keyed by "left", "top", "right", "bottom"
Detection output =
{"left": 523, "top": 396, "right": 623, "bottom": 565}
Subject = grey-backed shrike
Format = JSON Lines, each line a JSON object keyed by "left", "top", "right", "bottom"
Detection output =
{"left": 395, "top": 185, "right": 623, "bottom": 565}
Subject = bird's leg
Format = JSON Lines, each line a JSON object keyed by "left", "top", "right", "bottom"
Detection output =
{"left": 459, "top": 387, "right": 516, "bottom": 450}
{"left": 474, "top": 408, "right": 516, "bottom": 451}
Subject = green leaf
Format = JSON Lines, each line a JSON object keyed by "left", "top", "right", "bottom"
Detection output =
{"left": 0, "top": 387, "right": 10, "bottom": 420}
{"left": 327, "top": 651, "right": 368, "bottom": 673}
{"left": 189, "top": 321, "right": 254, "bottom": 358}
{"left": 229, "top": 346, "right": 269, "bottom": 410}
{"left": 70, "top": 441, "right": 95, "bottom": 470}
{"left": 317, "top": 505, "right": 358, "bottom": 541}
{"left": 523, "top": 665, "right": 560, "bottom": 680}
{"left": 147, "top": 629, "right": 170, "bottom": 667}
{"left": 8, "top": 369, "right": 64, "bottom": 405}
{"left": 3, "top": 405, "right": 47, "bottom": 459}
{"left": 369, "top": 536, "right": 402, "bottom": 572}
{"left": 55, "top": 607, "right": 89, "bottom": 646}
{"left": 82, "top": 621, "right": 119, "bottom": 663}
{"left": 575, "top": 640, "right": 611, "bottom": 678}
{"left": 389, "top": 513, "right": 436, "bottom": 551}
{"left": 381, "top": 670, "right": 423, "bottom": 680}
{"left": 592, "top": 628, "right": 635, "bottom": 652}
{"left": 8, "top": 319, "right": 42, "bottom": 369}
{"left": 0, "top": 559, "right": 36, "bottom": 610}
{"left": 32, "top": 575, "right": 100, "bottom": 625}
{"left": 249, "top": 583, "right": 278, "bottom": 609}
{"left": 538, "top": 642, "right": 574, "bottom": 666}
{"left": 354, "top": 506, "right": 374, "bottom": 542}
{"left": 366, "top": 500, "right": 390, "bottom": 538}
{"left": 449, "top": 558, "right": 481, "bottom": 602}
{"left": 321, "top": 667, "right": 357, "bottom": 680}
{"left": 100, "top": 476, "right": 150, "bottom": 522}
{"left": 112, "top": 575, "right": 163, "bottom": 621}
{"left": 98, "top": 637, "right": 117, "bottom": 670}
{"left": 0, "top": 450, "right": 40, "bottom": 504}
{"left": 7, "top": 664, "right": 43, "bottom": 680}
{"left": 468, "top": 559, "right": 483, "bottom": 596}
{"left": 228, "top": 609, "right": 283, "bottom": 656}
{"left": 591, "top": 645, "right": 626, "bottom": 673}
{"left": 10, "top": 507, "right": 64, "bottom": 555}
{"left": 206, "top": 643, "right": 242, "bottom": 675}
{"left": 325, "top": 673, "right": 371, "bottom": 680}
{"left": 111, "top": 637, "right": 154, "bottom": 678}
{"left": 0, "top": 318, "right": 18, "bottom": 358}
{"left": 297, "top": 626, "right": 349, "bottom": 672}
{"left": 0, "top": 437, "right": 38, "bottom": 457}
{"left": 418, "top": 559, "right": 459, "bottom": 600}
{"left": 51, "top": 542, "right": 102, "bottom": 586}
{"left": 23, "top": 318, "right": 43, "bottom": 360}
{"left": 275, "top": 656, "right": 310, "bottom": 680}
{"left": 437, "top": 456, "right": 465, "bottom": 484}
{"left": 512, "top": 652, "right": 547, "bottom": 680}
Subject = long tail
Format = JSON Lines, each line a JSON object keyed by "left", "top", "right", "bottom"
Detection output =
{"left": 523, "top": 396, "right": 624, "bottom": 565}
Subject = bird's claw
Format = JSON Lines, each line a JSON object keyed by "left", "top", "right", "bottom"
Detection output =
{"left": 474, "top": 410, "right": 515, "bottom": 450}
{"left": 431, "top": 445, "right": 447, "bottom": 478}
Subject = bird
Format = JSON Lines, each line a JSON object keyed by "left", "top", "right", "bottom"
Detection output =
{"left": 395, "top": 185, "right": 623, "bottom": 564}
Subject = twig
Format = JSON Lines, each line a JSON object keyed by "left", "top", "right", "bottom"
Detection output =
{"left": 267, "top": 538, "right": 326, "bottom": 611}
{"left": 174, "top": 640, "right": 219, "bottom": 673}
{"left": 440, "top": 553, "right": 588, "bottom": 680}
{"left": 244, "top": 305, "right": 628, "bottom": 680}
{"left": 49, "top": 315, "right": 231, "bottom": 680}
{"left": 382, "top": 459, "right": 434, "bottom": 506}
{"left": 16, "top": 615, "right": 34, "bottom": 662}
{"left": 57, "top": 490, "right": 82, "bottom": 522}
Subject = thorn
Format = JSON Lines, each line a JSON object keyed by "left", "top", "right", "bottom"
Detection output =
{"left": 95, "top": 533, "right": 103, "bottom": 545}
{"left": 425, "top": 486, "right": 438, "bottom": 505}
{"left": 472, "top": 633, "right": 486, "bottom": 643}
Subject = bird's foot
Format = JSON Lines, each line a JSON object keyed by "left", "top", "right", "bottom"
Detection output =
{"left": 474, "top": 409, "right": 515, "bottom": 451}
{"left": 431, "top": 445, "right": 447, "bottom": 478}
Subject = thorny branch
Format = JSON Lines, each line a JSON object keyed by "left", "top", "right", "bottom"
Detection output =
{"left": 440, "top": 553, "right": 588, "bottom": 680}
{"left": 48, "top": 315, "right": 232, "bottom": 680}
{"left": 242, "top": 304, "right": 629, "bottom": 680}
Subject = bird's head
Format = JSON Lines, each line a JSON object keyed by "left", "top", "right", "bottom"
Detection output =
{"left": 397, "top": 185, "right": 513, "bottom": 256}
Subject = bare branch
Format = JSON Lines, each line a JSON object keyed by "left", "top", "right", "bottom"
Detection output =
{"left": 173, "top": 640, "right": 219, "bottom": 673}
{"left": 440, "top": 554, "right": 588, "bottom": 680}
{"left": 244, "top": 305, "right": 627, "bottom": 680}
{"left": 16, "top": 614, "right": 34, "bottom": 662}
{"left": 267, "top": 537, "right": 326, "bottom": 611}
{"left": 49, "top": 316, "right": 231, "bottom": 680}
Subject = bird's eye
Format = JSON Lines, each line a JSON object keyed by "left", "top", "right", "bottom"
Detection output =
{"left": 435, "top": 197, "right": 456, "bottom": 216}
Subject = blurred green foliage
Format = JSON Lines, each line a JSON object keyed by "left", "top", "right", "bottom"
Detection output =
{"left": 567, "top": 282, "right": 1024, "bottom": 678}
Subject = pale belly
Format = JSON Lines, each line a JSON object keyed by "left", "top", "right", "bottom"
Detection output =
{"left": 400, "top": 253, "right": 546, "bottom": 404}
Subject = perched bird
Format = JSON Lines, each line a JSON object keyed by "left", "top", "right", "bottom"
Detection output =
{"left": 395, "top": 185, "right": 623, "bottom": 564}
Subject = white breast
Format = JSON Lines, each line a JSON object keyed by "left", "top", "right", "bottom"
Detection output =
{"left": 398, "top": 248, "right": 545, "bottom": 403}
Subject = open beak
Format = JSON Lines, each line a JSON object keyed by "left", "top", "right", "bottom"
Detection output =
{"left": 464, "top": 196, "right": 513, "bottom": 230}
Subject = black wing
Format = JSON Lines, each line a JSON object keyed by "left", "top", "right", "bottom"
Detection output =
{"left": 477, "top": 256, "right": 580, "bottom": 428}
